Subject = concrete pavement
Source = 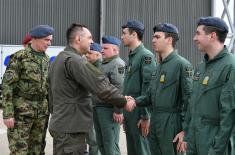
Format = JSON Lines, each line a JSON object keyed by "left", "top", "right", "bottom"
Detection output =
{"left": 0, "top": 110, "right": 127, "bottom": 155}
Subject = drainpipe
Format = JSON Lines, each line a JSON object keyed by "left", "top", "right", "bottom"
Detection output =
{"left": 100, "top": 0, "right": 106, "bottom": 43}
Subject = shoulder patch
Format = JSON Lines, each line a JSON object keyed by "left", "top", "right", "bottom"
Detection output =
{"left": 118, "top": 66, "right": 125, "bottom": 74}
{"left": 185, "top": 66, "right": 193, "bottom": 77}
{"left": 4, "top": 71, "right": 14, "bottom": 82}
{"left": 144, "top": 56, "right": 152, "bottom": 64}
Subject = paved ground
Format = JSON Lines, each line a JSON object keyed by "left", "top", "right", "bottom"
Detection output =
{"left": 0, "top": 109, "right": 127, "bottom": 155}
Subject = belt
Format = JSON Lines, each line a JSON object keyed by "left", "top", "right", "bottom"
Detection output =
{"left": 154, "top": 107, "right": 180, "bottom": 113}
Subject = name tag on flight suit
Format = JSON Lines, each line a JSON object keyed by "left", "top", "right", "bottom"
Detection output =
{"left": 202, "top": 76, "right": 209, "bottom": 85}
{"left": 160, "top": 74, "right": 165, "bottom": 83}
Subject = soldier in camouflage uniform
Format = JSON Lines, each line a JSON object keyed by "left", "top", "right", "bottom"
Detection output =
{"left": 2, "top": 25, "right": 54, "bottom": 155}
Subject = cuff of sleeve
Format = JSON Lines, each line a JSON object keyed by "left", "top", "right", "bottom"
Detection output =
{"left": 135, "top": 97, "right": 147, "bottom": 107}
{"left": 135, "top": 97, "right": 141, "bottom": 106}
{"left": 114, "top": 107, "right": 123, "bottom": 114}
{"left": 115, "top": 97, "right": 127, "bottom": 108}
{"left": 140, "top": 115, "right": 150, "bottom": 120}
{"left": 182, "top": 121, "right": 188, "bottom": 132}
{"left": 140, "top": 109, "right": 150, "bottom": 120}
{"left": 208, "top": 147, "right": 218, "bottom": 155}
{"left": 3, "top": 107, "right": 14, "bottom": 119}
{"left": 3, "top": 113, "right": 14, "bottom": 119}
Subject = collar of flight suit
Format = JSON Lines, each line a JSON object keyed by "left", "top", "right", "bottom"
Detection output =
{"left": 102, "top": 55, "right": 118, "bottom": 64}
{"left": 204, "top": 46, "right": 228, "bottom": 64}
{"left": 64, "top": 45, "right": 82, "bottom": 56}
{"left": 160, "top": 50, "right": 177, "bottom": 64}
{"left": 129, "top": 43, "right": 144, "bottom": 56}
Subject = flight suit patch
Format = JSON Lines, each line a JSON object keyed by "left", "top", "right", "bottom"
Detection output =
{"left": 118, "top": 66, "right": 125, "bottom": 74}
{"left": 185, "top": 67, "right": 193, "bottom": 77}
{"left": 193, "top": 72, "right": 200, "bottom": 81}
{"left": 202, "top": 76, "right": 209, "bottom": 85}
{"left": 144, "top": 57, "right": 152, "bottom": 64}
{"left": 160, "top": 74, "right": 165, "bottom": 83}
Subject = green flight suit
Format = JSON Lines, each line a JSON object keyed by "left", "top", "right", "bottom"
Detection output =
{"left": 86, "top": 59, "right": 102, "bottom": 155}
{"left": 136, "top": 51, "right": 193, "bottom": 155}
{"left": 93, "top": 55, "right": 125, "bottom": 155}
{"left": 2, "top": 45, "right": 49, "bottom": 155}
{"left": 123, "top": 44, "right": 156, "bottom": 155}
{"left": 185, "top": 47, "right": 235, "bottom": 155}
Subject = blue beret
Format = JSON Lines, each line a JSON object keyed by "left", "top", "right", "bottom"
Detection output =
{"left": 153, "top": 23, "right": 179, "bottom": 34}
{"left": 102, "top": 36, "right": 121, "bottom": 46}
{"left": 29, "top": 25, "right": 54, "bottom": 38}
{"left": 197, "top": 16, "right": 228, "bottom": 32}
{"left": 122, "top": 20, "right": 145, "bottom": 35}
{"left": 90, "top": 43, "right": 102, "bottom": 52}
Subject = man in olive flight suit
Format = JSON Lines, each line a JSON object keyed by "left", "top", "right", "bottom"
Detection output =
{"left": 92, "top": 36, "right": 125, "bottom": 155}
{"left": 121, "top": 20, "right": 156, "bottom": 155}
{"left": 85, "top": 42, "right": 102, "bottom": 155}
{"left": 179, "top": 17, "right": 235, "bottom": 155}
{"left": 2, "top": 25, "right": 54, "bottom": 155}
{"left": 131, "top": 23, "right": 193, "bottom": 155}
{"left": 48, "top": 23, "right": 135, "bottom": 155}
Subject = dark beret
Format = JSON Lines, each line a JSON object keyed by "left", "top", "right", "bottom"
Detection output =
{"left": 153, "top": 23, "right": 179, "bottom": 34}
{"left": 29, "top": 25, "right": 54, "bottom": 38}
{"left": 102, "top": 36, "right": 121, "bottom": 46}
{"left": 197, "top": 16, "right": 228, "bottom": 32}
{"left": 122, "top": 20, "right": 145, "bottom": 35}
{"left": 90, "top": 43, "right": 102, "bottom": 52}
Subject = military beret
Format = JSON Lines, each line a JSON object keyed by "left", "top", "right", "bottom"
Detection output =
{"left": 102, "top": 36, "right": 121, "bottom": 46}
{"left": 29, "top": 25, "right": 54, "bottom": 38}
{"left": 90, "top": 43, "right": 102, "bottom": 52}
{"left": 122, "top": 20, "right": 145, "bottom": 35}
{"left": 22, "top": 34, "right": 32, "bottom": 45}
{"left": 197, "top": 16, "right": 228, "bottom": 32}
{"left": 153, "top": 23, "right": 179, "bottom": 34}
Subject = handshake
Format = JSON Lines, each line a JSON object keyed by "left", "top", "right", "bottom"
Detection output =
{"left": 124, "top": 96, "right": 136, "bottom": 112}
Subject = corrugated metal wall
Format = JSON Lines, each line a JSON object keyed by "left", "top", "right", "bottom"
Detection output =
{"left": 0, "top": 0, "right": 211, "bottom": 65}
{"left": 0, "top": 0, "right": 100, "bottom": 46}
{"left": 104, "top": 0, "right": 211, "bottom": 65}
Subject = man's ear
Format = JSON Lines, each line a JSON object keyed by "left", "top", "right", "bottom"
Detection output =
{"left": 210, "top": 32, "right": 217, "bottom": 41}
{"left": 75, "top": 35, "right": 80, "bottom": 43}
{"left": 167, "top": 36, "right": 173, "bottom": 45}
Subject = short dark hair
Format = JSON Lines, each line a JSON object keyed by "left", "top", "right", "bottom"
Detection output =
{"left": 128, "top": 28, "right": 144, "bottom": 41}
{"left": 66, "top": 23, "right": 87, "bottom": 44}
{"left": 202, "top": 25, "right": 228, "bottom": 43}
{"left": 164, "top": 32, "right": 179, "bottom": 48}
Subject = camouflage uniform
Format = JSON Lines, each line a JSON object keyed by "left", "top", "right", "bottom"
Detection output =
{"left": 2, "top": 45, "right": 49, "bottom": 155}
